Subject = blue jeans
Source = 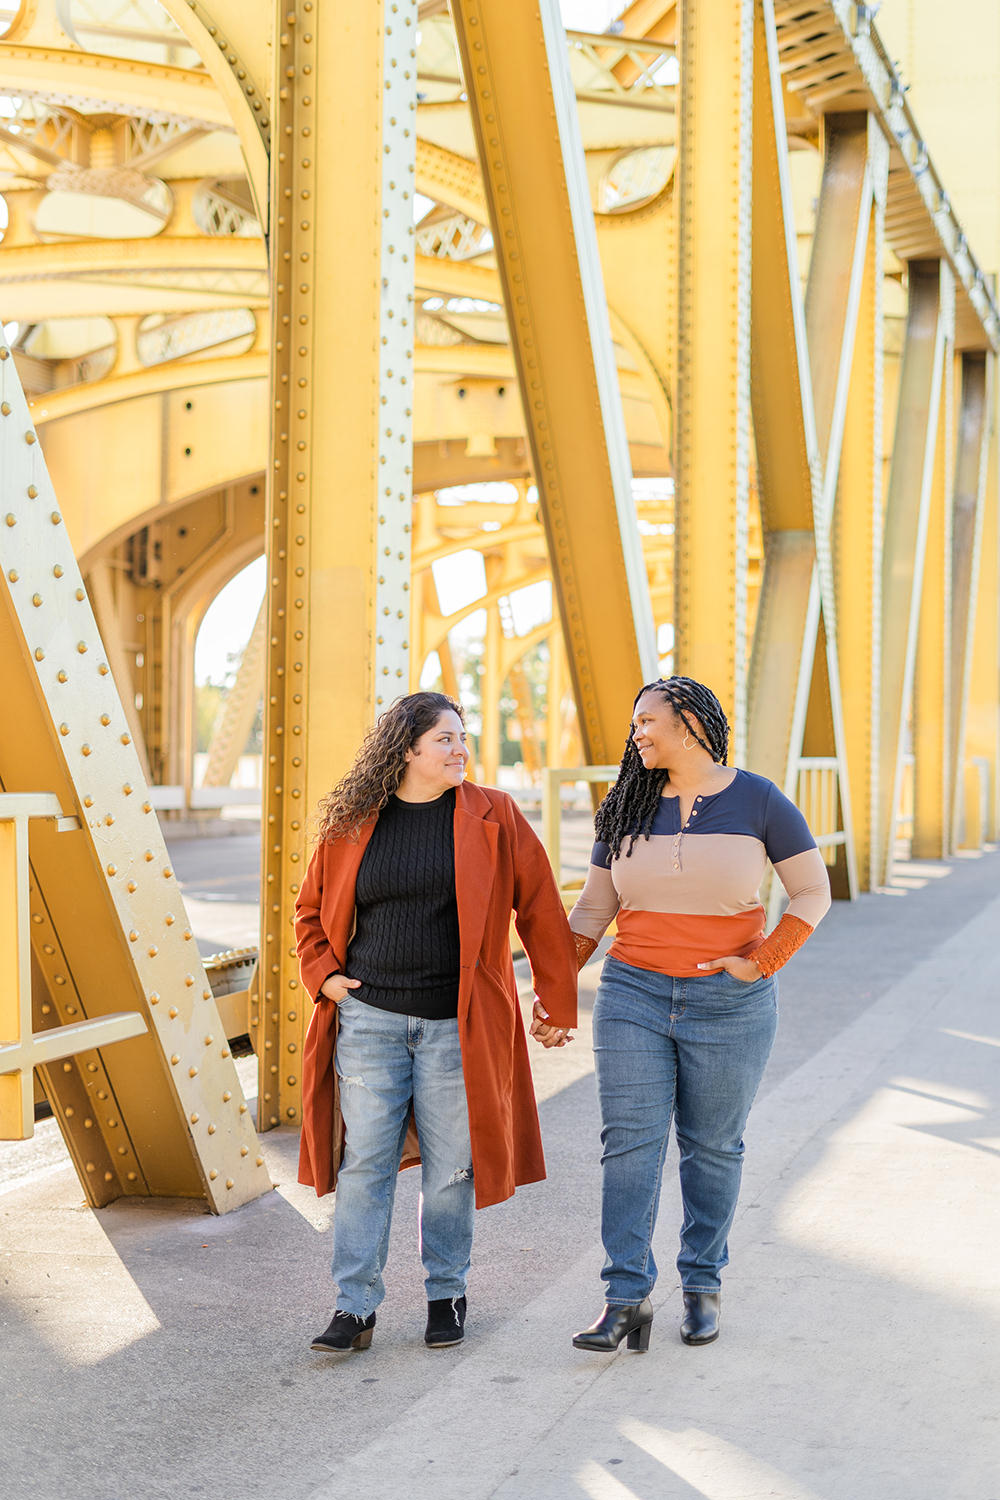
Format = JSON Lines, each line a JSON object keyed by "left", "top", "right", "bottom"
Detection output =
{"left": 593, "top": 955, "right": 778, "bottom": 1303}
{"left": 331, "top": 996, "right": 475, "bottom": 1316}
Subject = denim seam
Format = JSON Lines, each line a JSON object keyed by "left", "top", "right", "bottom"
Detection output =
{"left": 636, "top": 1107, "right": 674, "bottom": 1288}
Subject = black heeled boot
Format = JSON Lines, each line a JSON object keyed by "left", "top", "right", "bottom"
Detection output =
{"left": 572, "top": 1298, "right": 653, "bottom": 1352}
{"left": 310, "top": 1310, "right": 376, "bottom": 1352}
{"left": 679, "top": 1290, "right": 720, "bottom": 1345}
{"left": 425, "top": 1295, "right": 467, "bottom": 1347}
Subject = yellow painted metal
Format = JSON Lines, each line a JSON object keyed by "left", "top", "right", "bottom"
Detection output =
{"left": 911, "top": 349, "right": 954, "bottom": 858}
{"left": 674, "top": 0, "right": 753, "bottom": 754}
{"left": 834, "top": 203, "right": 883, "bottom": 890}
{"left": 0, "top": 795, "right": 149, "bottom": 1138}
{"left": 747, "top": 0, "right": 820, "bottom": 789}
{"left": 0, "top": 339, "right": 269, "bottom": 1207}
{"left": 451, "top": 0, "right": 657, "bottom": 765}
{"left": 256, "top": 0, "right": 417, "bottom": 1130}
{"left": 964, "top": 376, "right": 1000, "bottom": 841}
{"left": 948, "top": 354, "right": 991, "bottom": 844}
{"left": 40, "top": 383, "right": 267, "bottom": 560}
{"left": 877, "top": 261, "right": 952, "bottom": 885}
{"left": 0, "top": 43, "right": 237, "bottom": 131}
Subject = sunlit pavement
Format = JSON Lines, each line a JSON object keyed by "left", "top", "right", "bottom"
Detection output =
{"left": 2, "top": 843, "right": 998, "bottom": 1500}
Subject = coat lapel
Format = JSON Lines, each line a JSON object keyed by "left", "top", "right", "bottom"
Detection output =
{"left": 454, "top": 782, "right": 498, "bottom": 1008}
{"left": 325, "top": 819, "right": 375, "bottom": 966}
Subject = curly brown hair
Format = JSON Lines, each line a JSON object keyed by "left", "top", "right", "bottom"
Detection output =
{"left": 314, "top": 691, "right": 465, "bottom": 842}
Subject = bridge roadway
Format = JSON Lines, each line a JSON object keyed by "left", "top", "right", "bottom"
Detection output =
{"left": 1, "top": 828, "right": 998, "bottom": 1500}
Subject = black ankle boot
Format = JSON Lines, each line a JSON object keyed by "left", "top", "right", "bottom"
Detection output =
{"left": 425, "top": 1295, "right": 467, "bottom": 1347}
{"left": 572, "top": 1299, "right": 653, "bottom": 1353}
{"left": 680, "top": 1290, "right": 720, "bottom": 1345}
{"left": 310, "top": 1310, "right": 376, "bottom": 1352}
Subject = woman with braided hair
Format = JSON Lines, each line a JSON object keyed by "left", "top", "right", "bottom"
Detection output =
{"left": 570, "top": 676, "right": 830, "bottom": 1353}
{"left": 295, "top": 692, "right": 576, "bottom": 1356}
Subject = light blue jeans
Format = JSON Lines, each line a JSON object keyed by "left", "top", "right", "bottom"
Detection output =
{"left": 331, "top": 995, "right": 475, "bottom": 1317}
{"left": 593, "top": 955, "right": 778, "bottom": 1304}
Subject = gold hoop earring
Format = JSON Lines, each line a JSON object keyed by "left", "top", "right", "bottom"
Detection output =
{"left": 682, "top": 732, "right": 694, "bottom": 750}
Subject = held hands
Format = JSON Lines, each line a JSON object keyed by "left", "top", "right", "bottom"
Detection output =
{"left": 696, "top": 955, "right": 763, "bottom": 983}
{"left": 529, "top": 998, "right": 574, "bottom": 1049}
{"left": 319, "top": 973, "right": 362, "bottom": 1003}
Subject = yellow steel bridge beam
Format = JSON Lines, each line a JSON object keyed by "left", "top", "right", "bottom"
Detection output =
{"left": 833, "top": 163, "right": 885, "bottom": 890}
{"left": 911, "top": 340, "right": 955, "bottom": 859}
{"left": 0, "top": 337, "right": 269, "bottom": 1208}
{"left": 964, "top": 374, "right": 999, "bottom": 842}
{"left": 877, "top": 259, "right": 952, "bottom": 883}
{"left": 674, "top": 0, "right": 753, "bottom": 753}
{"left": 451, "top": 0, "right": 657, "bottom": 765}
{"left": 255, "top": 1, "right": 418, "bottom": 1130}
{"left": 948, "top": 353, "right": 992, "bottom": 843}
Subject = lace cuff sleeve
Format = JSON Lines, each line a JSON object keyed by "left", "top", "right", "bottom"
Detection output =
{"left": 751, "top": 913, "right": 813, "bottom": 977}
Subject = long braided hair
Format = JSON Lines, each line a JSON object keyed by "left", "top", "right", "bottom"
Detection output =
{"left": 314, "top": 692, "right": 464, "bottom": 842}
{"left": 594, "top": 676, "right": 730, "bottom": 859}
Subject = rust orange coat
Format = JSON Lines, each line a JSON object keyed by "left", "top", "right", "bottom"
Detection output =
{"left": 295, "top": 781, "right": 578, "bottom": 1209}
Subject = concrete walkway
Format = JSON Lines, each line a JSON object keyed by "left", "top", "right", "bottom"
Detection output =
{"left": 2, "top": 850, "right": 998, "bottom": 1500}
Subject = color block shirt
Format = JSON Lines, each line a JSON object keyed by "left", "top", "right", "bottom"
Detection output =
{"left": 569, "top": 769, "right": 831, "bottom": 978}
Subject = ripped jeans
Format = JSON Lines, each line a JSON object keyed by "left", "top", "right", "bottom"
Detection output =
{"left": 331, "top": 995, "right": 475, "bottom": 1315}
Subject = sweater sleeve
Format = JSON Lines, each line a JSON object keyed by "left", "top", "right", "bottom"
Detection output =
{"left": 568, "top": 843, "right": 620, "bottom": 944}
{"left": 294, "top": 843, "right": 343, "bottom": 1003}
{"left": 507, "top": 799, "right": 578, "bottom": 1030}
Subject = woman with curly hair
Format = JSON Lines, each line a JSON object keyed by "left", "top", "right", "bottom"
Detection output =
{"left": 296, "top": 691, "right": 577, "bottom": 1356}
{"left": 569, "top": 676, "right": 831, "bottom": 1354}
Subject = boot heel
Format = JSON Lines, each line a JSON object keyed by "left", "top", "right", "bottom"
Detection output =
{"left": 353, "top": 1327, "right": 374, "bottom": 1351}
{"left": 627, "top": 1319, "right": 652, "bottom": 1352}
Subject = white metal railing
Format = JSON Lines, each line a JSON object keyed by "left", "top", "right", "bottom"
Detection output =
{"left": 0, "top": 794, "right": 147, "bottom": 1140}
{"left": 541, "top": 765, "right": 618, "bottom": 895}
{"left": 795, "top": 757, "right": 846, "bottom": 865}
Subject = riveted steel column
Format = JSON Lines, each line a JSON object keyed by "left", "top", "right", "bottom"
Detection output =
{"left": 450, "top": 0, "right": 657, "bottom": 765}
{"left": 834, "top": 196, "right": 884, "bottom": 890}
{"left": 964, "top": 370, "right": 999, "bottom": 841}
{"left": 0, "top": 341, "right": 269, "bottom": 1209}
{"left": 676, "top": 0, "right": 753, "bottom": 757}
{"left": 258, "top": 2, "right": 416, "bottom": 1128}
{"left": 747, "top": 0, "right": 821, "bottom": 789}
{"left": 948, "top": 353, "right": 990, "bottom": 844}
{"left": 911, "top": 349, "right": 955, "bottom": 858}
{"left": 877, "top": 261, "right": 951, "bottom": 884}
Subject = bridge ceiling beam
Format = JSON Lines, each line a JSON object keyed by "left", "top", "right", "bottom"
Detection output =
{"left": 0, "top": 234, "right": 267, "bottom": 283}
{"left": 31, "top": 354, "right": 268, "bottom": 425}
{"left": 40, "top": 382, "right": 268, "bottom": 560}
{"left": 0, "top": 0, "right": 272, "bottom": 212}
{"left": 451, "top": 0, "right": 657, "bottom": 765}
{"left": 0, "top": 42, "right": 237, "bottom": 131}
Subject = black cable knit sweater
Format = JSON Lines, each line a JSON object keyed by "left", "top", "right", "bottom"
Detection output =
{"left": 345, "top": 788, "right": 461, "bottom": 1019}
